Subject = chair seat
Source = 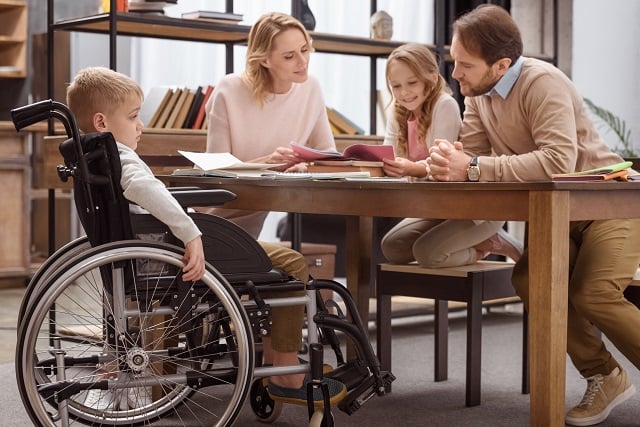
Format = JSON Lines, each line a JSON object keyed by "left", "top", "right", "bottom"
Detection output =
{"left": 376, "top": 260, "right": 528, "bottom": 407}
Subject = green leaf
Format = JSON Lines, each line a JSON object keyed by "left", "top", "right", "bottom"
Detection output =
{"left": 584, "top": 98, "right": 636, "bottom": 156}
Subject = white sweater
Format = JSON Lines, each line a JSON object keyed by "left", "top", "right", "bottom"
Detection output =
{"left": 118, "top": 142, "right": 201, "bottom": 244}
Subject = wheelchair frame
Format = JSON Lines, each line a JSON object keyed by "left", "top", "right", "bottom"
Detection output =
{"left": 11, "top": 100, "right": 394, "bottom": 427}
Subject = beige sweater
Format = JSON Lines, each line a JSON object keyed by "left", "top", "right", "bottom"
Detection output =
{"left": 460, "top": 58, "right": 623, "bottom": 182}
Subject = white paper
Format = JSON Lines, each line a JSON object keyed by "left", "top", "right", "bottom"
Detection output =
{"left": 178, "top": 151, "right": 281, "bottom": 171}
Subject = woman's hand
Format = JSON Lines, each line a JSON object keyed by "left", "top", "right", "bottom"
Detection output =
{"left": 383, "top": 157, "right": 428, "bottom": 178}
{"left": 253, "top": 147, "right": 304, "bottom": 171}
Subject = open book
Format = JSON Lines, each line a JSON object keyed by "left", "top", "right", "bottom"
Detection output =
{"left": 551, "top": 161, "right": 633, "bottom": 182}
{"left": 173, "top": 151, "right": 284, "bottom": 178}
{"left": 291, "top": 141, "right": 395, "bottom": 162}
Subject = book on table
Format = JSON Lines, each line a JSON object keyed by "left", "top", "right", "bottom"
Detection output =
{"left": 551, "top": 161, "right": 633, "bottom": 181}
{"left": 174, "top": 151, "right": 285, "bottom": 178}
{"left": 173, "top": 151, "right": 373, "bottom": 180}
{"left": 290, "top": 141, "right": 395, "bottom": 162}
{"left": 307, "top": 159, "right": 385, "bottom": 177}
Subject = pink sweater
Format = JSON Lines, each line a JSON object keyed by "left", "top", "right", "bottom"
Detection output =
{"left": 204, "top": 73, "right": 336, "bottom": 237}
{"left": 206, "top": 73, "right": 335, "bottom": 160}
{"left": 461, "top": 58, "right": 623, "bottom": 181}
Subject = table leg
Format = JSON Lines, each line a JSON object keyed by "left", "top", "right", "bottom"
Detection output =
{"left": 528, "top": 191, "right": 569, "bottom": 426}
{"left": 345, "top": 215, "right": 373, "bottom": 326}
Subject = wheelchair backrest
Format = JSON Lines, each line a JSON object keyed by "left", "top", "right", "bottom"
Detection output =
{"left": 59, "top": 132, "right": 134, "bottom": 247}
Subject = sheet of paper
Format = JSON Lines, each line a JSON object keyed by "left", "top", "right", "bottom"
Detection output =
{"left": 178, "top": 151, "right": 282, "bottom": 170}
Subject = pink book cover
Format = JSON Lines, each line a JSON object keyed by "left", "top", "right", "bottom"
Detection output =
{"left": 291, "top": 142, "right": 395, "bottom": 162}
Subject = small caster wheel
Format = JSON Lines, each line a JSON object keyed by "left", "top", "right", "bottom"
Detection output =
{"left": 250, "top": 378, "right": 282, "bottom": 423}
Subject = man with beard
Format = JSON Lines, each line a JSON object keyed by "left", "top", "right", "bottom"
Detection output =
{"left": 427, "top": 4, "right": 640, "bottom": 426}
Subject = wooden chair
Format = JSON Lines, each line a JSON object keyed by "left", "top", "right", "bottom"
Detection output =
{"left": 375, "top": 260, "right": 529, "bottom": 407}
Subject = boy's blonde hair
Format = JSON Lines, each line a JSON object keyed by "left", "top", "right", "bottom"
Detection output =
{"left": 66, "top": 66, "right": 143, "bottom": 132}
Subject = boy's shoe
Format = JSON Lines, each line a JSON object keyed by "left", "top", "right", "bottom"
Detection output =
{"left": 127, "top": 385, "right": 153, "bottom": 409}
{"left": 84, "top": 389, "right": 116, "bottom": 411}
{"left": 261, "top": 357, "right": 334, "bottom": 386}
{"left": 267, "top": 375, "right": 347, "bottom": 407}
{"left": 565, "top": 367, "right": 636, "bottom": 426}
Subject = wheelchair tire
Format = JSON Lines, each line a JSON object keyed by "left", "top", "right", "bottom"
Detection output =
{"left": 16, "top": 240, "right": 255, "bottom": 427}
{"left": 250, "top": 378, "right": 282, "bottom": 423}
{"left": 17, "top": 236, "right": 91, "bottom": 331}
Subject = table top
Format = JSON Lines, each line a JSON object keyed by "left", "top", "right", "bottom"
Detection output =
{"left": 163, "top": 175, "right": 640, "bottom": 222}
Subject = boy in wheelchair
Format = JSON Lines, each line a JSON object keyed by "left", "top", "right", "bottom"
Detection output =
{"left": 66, "top": 66, "right": 346, "bottom": 408}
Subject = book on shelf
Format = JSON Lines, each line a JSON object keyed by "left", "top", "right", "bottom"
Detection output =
{"left": 551, "top": 161, "right": 633, "bottom": 181}
{"left": 144, "top": 87, "right": 173, "bottom": 128}
{"left": 183, "top": 86, "right": 203, "bottom": 129}
{"left": 171, "top": 88, "right": 195, "bottom": 129}
{"left": 291, "top": 141, "right": 395, "bottom": 162}
{"left": 154, "top": 88, "right": 182, "bottom": 128}
{"left": 140, "top": 86, "right": 170, "bottom": 128}
{"left": 164, "top": 88, "right": 191, "bottom": 128}
{"left": 181, "top": 10, "right": 243, "bottom": 23}
{"left": 326, "top": 107, "right": 365, "bottom": 135}
{"left": 192, "top": 85, "right": 214, "bottom": 129}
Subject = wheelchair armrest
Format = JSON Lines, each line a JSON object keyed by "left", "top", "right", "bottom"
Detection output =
{"left": 168, "top": 187, "right": 205, "bottom": 192}
{"left": 171, "top": 189, "right": 237, "bottom": 207}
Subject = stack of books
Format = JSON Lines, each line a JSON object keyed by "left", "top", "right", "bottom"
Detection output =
{"left": 551, "top": 161, "right": 633, "bottom": 181}
{"left": 290, "top": 142, "right": 395, "bottom": 177}
{"left": 181, "top": 10, "right": 244, "bottom": 24}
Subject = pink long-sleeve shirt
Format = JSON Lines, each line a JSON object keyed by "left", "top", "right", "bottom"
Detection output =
{"left": 204, "top": 73, "right": 336, "bottom": 237}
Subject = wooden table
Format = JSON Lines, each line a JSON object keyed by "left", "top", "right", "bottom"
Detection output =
{"left": 162, "top": 175, "right": 640, "bottom": 426}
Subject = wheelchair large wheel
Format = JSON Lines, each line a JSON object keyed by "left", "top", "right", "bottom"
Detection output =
{"left": 17, "top": 236, "right": 91, "bottom": 330}
{"left": 16, "top": 240, "right": 254, "bottom": 426}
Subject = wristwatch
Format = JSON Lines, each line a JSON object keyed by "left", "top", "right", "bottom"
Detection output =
{"left": 467, "top": 157, "right": 480, "bottom": 182}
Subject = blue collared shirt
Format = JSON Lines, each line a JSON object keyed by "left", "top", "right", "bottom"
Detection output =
{"left": 486, "top": 56, "right": 525, "bottom": 99}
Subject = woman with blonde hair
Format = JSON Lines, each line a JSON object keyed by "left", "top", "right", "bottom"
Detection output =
{"left": 381, "top": 43, "right": 522, "bottom": 267}
{"left": 204, "top": 11, "right": 335, "bottom": 238}
{"left": 203, "top": 12, "right": 345, "bottom": 407}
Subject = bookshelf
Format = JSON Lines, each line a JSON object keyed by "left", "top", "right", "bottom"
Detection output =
{"left": 0, "top": 0, "right": 27, "bottom": 78}
{"left": 46, "top": 3, "right": 412, "bottom": 135}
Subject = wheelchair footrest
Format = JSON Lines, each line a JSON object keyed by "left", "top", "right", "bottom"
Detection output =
{"left": 326, "top": 360, "right": 370, "bottom": 390}
{"left": 337, "top": 371, "right": 396, "bottom": 416}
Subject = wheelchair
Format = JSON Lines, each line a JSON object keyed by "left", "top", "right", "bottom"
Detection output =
{"left": 11, "top": 100, "right": 395, "bottom": 427}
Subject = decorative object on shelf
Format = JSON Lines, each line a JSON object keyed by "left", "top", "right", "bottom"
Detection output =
{"left": 127, "top": 0, "right": 177, "bottom": 15}
{"left": 370, "top": 10, "right": 393, "bottom": 40}
{"left": 181, "top": 10, "right": 244, "bottom": 24}
{"left": 101, "top": 0, "right": 129, "bottom": 12}
{"left": 291, "top": 0, "right": 315, "bottom": 31}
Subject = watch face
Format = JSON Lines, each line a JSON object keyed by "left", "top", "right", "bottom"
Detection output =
{"left": 468, "top": 166, "right": 480, "bottom": 181}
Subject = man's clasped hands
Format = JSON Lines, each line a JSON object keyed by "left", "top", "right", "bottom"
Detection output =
{"left": 425, "top": 139, "right": 472, "bottom": 182}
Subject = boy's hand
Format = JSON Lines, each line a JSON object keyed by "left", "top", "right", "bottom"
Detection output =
{"left": 182, "top": 236, "right": 205, "bottom": 281}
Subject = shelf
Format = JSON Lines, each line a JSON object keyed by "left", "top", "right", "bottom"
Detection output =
{"left": 0, "top": 0, "right": 26, "bottom": 78}
{"left": 52, "top": 12, "right": 417, "bottom": 57}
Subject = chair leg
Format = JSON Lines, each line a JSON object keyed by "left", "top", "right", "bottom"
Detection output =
{"left": 466, "top": 294, "right": 482, "bottom": 407}
{"left": 376, "top": 293, "right": 393, "bottom": 392}
{"left": 522, "top": 309, "right": 530, "bottom": 394}
{"left": 434, "top": 299, "right": 448, "bottom": 382}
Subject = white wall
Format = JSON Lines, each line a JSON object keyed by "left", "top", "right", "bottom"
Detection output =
{"left": 572, "top": 0, "right": 640, "bottom": 153}
{"left": 130, "top": 0, "right": 433, "bottom": 135}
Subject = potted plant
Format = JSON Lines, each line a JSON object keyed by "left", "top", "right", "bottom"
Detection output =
{"left": 584, "top": 98, "right": 637, "bottom": 162}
